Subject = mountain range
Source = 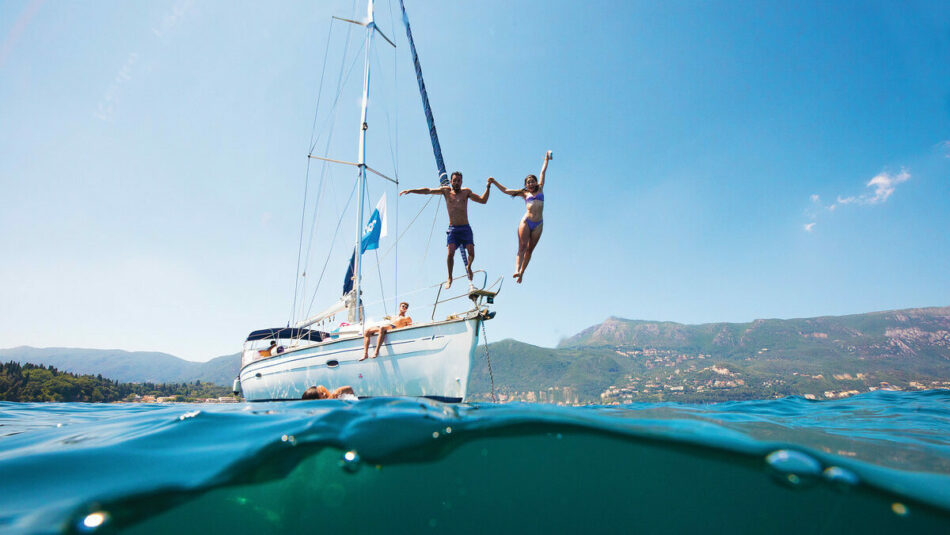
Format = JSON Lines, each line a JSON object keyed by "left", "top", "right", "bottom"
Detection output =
{"left": 3, "top": 306, "right": 948, "bottom": 403}
{"left": 0, "top": 347, "right": 240, "bottom": 387}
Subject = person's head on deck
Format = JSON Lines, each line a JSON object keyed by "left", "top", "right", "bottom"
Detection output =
{"left": 450, "top": 171, "right": 462, "bottom": 192}
{"left": 302, "top": 386, "right": 328, "bottom": 400}
{"left": 524, "top": 174, "right": 539, "bottom": 193}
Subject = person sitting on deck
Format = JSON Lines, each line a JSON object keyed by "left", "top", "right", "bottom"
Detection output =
{"left": 360, "top": 301, "right": 412, "bottom": 361}
{"left": 258, "top": 340, "right": 277, "bottom": 358}
{"left": 302, "top": 385, "right": 356, "bottom": 400}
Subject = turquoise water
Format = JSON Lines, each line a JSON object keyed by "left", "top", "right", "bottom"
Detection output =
{"left": 1, "top": 391, "right": 949, "bottom": 534}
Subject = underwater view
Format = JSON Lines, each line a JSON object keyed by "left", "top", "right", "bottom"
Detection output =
{"left": 1, "top": 391, "right": 949, "bottom": 534}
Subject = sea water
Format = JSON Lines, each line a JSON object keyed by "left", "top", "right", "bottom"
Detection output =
{"left": 1, "top": 391, "right": 949, "bottom": 534}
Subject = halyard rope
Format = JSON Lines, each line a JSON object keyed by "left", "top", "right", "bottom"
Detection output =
{"left": 480, "top": 318, "right": 496, "bottom": 402}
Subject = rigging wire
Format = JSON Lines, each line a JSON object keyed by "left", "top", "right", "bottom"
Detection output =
{"left": 362, "top": 41, "right": 402, "bottom": 320}
{"left": 422, "top": 196, "right": 442, "bottom": 268}
{"left": 480, "top": 318, "right": 497, "bottom": 402}
{"left": 297, "top": 19, "right": 368, "bottom": 322}
{"left": 362, "top": 167, "right": 390, "bottom": 317}
{"left": 374, "top": 43, "right": 399, "bottom": 300}
{"left": 292, "top": 159, "right": 314, "bottom": 325}
{"left": 304, "top": 179, "right": 358, "bottom": 319}
{"left": 291, "top": 20, "right": 338, "bottom": 326}
{"left": 374, "top": 250, "right": 388, "bottom": 316}
{"left": 377, "top": 194, "right": 434, "bottom": 261}
{"left": 308, "top": 40, "right": 366, "bottom": 155}
{"left": 298, "top": 0, "right": 404, "bottom": 326}
{"left": 387, "top": 0, "right": 400, "bottom": 305}
{"left": 307, "top": 20, "right": 337, "bottom": 158}
{"left": 367, "top": 29, "right": 402, "bottom": 300}
{"left": 309, "top": 0, "right": 360, "bottom": 155}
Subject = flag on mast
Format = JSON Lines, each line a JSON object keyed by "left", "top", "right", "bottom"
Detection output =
{"left": 361, "top": 193, "right": 387, "bottom": 252}
{"left": 344, "top": 194, "right": 387, "bottom": 294}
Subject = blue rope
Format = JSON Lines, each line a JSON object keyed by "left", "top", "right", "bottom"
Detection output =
{"left": 398, "top": 0, "right": 448, "bottom": 186}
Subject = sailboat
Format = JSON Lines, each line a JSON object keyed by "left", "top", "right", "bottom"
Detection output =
{"left": 235, "top": 0, "right": 498, "bottom": 402}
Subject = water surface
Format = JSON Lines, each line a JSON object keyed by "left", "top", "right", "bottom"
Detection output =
{"left": 1, "top": 391, "right": 949, "bottom": 533}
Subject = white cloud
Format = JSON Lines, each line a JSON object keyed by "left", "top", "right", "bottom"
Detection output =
{"left": 866, "top": 169, "right": 910, "bottom": 203}
{"left": 835, "top": 168, "right": 910, "bottom": 206}
{"left": 941, "top": 140, "right": 950, "bottom": 158}
{"left": 803, "top": 167, "right": 910, "bottom": 230}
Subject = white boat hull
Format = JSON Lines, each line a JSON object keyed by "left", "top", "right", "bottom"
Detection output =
{"left": 239, "top": 317, "right": 481, "bottom": 402}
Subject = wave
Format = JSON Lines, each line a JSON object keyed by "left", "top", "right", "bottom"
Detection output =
{"left": 1, "top": 391, "right": 949, "bottom": 533}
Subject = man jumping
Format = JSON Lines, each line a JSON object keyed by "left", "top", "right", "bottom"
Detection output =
{"left": 400, "top": 171, "right": 490, "bottom": 289}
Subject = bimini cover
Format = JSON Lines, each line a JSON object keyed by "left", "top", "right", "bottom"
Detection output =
{"left": 245, "top": 327, "right": 328, "bottom": 342}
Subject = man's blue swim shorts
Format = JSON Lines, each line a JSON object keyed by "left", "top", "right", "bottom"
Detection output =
{"left": 446, "top": 224, "right": 474, "bottom": 247}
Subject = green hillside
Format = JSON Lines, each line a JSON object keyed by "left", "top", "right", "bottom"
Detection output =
{"left": 469, "top": 306, "right": 950, "bottom": 403}
{"left": 0, "top": 347, "right": 241, "bottom": 387}
{"left": 0, "top": 362, "right": 233, "bottom": 402}
{"left": 3, "top": 306, "right": 948, "bottom": 404}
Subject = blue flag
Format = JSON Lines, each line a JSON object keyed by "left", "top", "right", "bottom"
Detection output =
{"left": 344, "top": 194, "right": 387, "bottom": 295}
{"left": 360, "top": 193, "right": 387, "bottom": 253}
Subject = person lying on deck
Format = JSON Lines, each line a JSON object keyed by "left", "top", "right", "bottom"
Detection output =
{"left": 360, "top": 301, "right": 412, "bottom": 361}
{"left": 302, "top": 385, "right": 356, "bottom": 400}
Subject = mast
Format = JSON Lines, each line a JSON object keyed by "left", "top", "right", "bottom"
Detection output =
{"left": 352, "top": 0, "right": 374, "bottom": 327}
{"left": 340, "top": 0, "right": 394, "bottom": 327}
{"left": 319, "top": 0, "right": 396, "bottom": 326}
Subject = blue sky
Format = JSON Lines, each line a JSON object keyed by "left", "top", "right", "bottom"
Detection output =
{"left": 1, "top": 0, "right": 948, "bottom": 362}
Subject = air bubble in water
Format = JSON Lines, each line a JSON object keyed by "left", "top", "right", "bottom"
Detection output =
{"left": 80, "top": 511, "right": 108, "bottom": 531}
{"left": 823, "top": 466, "right": 859, "bottom": 489}
{"left": 891, "top": 502, "right": 908, "bottom": 516}
{"left": 341, "top": 450, "right": 361, "bottom": 473}
{"left": 765, "top": 449, "right": 821, "bottom": 487}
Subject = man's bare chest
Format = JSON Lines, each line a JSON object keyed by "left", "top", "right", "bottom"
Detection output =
{"left": 445, "top": 194, "right": 467, "bottom": 208}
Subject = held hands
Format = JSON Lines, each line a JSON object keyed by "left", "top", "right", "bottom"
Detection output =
{"left": 545, "top": 150, "right": 553, "bottom": 161}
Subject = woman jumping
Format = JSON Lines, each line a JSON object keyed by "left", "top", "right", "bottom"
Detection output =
{"left": 489, "top": 150, "right": 551, "bottom": 283}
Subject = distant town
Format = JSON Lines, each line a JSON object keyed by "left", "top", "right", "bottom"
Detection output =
{"left": 124, "top": 394, "right": 240, "bottom": 404}
{"left": 470, "top": 346, "right": 950, "bottom": 405}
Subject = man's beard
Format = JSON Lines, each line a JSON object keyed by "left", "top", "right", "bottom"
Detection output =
{"left": 452, "top": 185, "right": 461, "bottom": 192}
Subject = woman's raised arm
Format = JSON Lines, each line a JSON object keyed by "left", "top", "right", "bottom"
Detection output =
{"left": 538, "top": 150, "right": 552, "bottom": 189}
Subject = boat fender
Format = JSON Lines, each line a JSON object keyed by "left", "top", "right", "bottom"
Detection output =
{"left": 232, "top": 377, "right": 241, "bottom": 395}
